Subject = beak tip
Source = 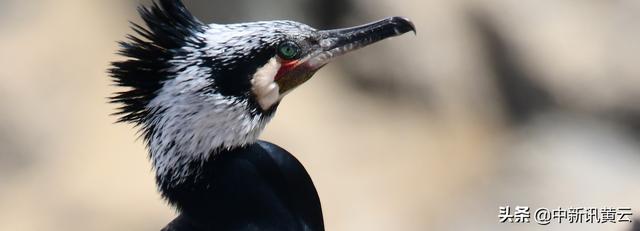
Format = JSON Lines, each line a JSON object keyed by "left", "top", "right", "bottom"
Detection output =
{"left": 389, "top": 16, "right": 417, "bottom": 35}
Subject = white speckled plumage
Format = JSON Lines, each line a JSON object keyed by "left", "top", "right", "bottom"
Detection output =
{"left": 122, "top": 20, "right": 317, "bottom": 185}
{"left": 148, "top": 64, "right": 274, "bottom": 185}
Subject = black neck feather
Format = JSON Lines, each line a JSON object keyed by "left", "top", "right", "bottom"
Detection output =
{"left": 159, "top": 141, "right": 324, "bottom": 231}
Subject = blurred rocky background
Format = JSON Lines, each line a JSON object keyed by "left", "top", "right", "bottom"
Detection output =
{"left": 0, "top": 0, "right": 639, "bottom": 230}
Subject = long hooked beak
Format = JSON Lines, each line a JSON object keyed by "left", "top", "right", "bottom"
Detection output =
{"left": 276, "top": 17, "right": 416, "bottom": 94}
{"left": 308, "top": 17, "right": 416, "bottom": 69}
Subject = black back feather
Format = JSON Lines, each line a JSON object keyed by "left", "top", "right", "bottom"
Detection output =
{"left": 109, "top": 0, "right": 206, "bottom": 130}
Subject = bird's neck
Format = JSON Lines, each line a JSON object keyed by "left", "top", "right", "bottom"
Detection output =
{"left": 147, "top": 106, "right": 273, "bottom": 186}
{"left": 145, "top": 79, "right": 276, "bottom": 186}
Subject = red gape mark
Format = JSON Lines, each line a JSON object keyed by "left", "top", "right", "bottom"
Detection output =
{"left": 275, "top": 60, "right": 299, "bottom": 81}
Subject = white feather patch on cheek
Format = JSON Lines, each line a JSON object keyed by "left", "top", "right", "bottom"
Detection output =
{"left": 251, "top": 57, "right": 282, "bottom": 110}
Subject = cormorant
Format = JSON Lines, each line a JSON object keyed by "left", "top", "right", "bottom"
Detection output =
{"left": 109, "top": 0, "right": 415, "bottom": 230}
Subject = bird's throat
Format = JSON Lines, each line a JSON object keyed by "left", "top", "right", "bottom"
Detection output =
{"left": 251, "top": 57, "right": 282, "bottom": 111}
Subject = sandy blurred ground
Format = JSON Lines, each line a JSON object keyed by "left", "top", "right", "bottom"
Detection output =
{"left": 0, "top": 0, "right": 639, "bottom": 230}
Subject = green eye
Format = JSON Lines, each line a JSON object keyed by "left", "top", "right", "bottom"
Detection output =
{"left": 277, "top": 42, "right": 301, "bottom": 60}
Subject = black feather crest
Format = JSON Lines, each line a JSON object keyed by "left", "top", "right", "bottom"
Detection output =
{"left": 109, "top": 0, "right": 206, "bottom": 127}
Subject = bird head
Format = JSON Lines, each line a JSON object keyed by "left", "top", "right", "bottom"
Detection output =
{"left": 111, "top": 0, "right": 415, "bottom": 184}
{"left": 243, "top": 17, "right": 416, "bottom": 110}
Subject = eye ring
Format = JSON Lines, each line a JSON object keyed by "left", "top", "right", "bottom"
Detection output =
{"left": 277, "top": 41, "right": 301, "bottom": 60}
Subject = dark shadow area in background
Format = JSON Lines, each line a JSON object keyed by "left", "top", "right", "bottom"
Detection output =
{"left": 0, "top": 123, "right": 36, "bottom": 178}
{"left": 605, "top": 110, "right": 640, "bottom": 141}
{"left": 470, "top": 12, "right": 555, "bottom": 125}
{"left": 187, "top": 0, "right": 253, "bottom": 23}
{"left": 471, "top": 10, "right": 640, "bottom": 143}
{"left": 184, "top": 0, "right": 354, "bottom": 26}
{"left": 304, "top": 0, "right": 354, "bottom": 29}
{"left": 185, "top": 0, "right": 355, "bottom": 27}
